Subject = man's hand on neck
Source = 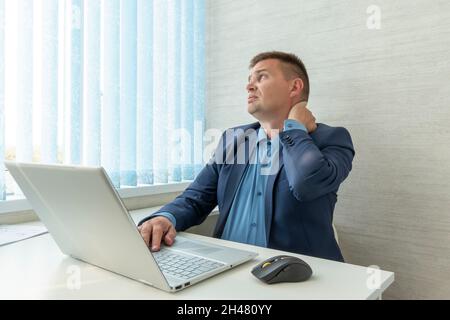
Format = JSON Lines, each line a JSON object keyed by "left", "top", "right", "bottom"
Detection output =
{"left": 258, "top": 101, "right": 317, "bottom": 138}
{"left": 287, "top": 101, "right": 317, "bottom": 133}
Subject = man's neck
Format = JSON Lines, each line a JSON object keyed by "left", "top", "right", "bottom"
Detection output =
{"left": 259, "top": 119, "right": 285, "bottom": 139}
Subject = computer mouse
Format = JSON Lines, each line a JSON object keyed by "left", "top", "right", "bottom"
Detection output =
{"left": 251, "top": 255, "right": 313, "bottom": 284}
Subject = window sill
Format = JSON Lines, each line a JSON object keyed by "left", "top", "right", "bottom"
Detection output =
{"left": 0, "top": 181, "right": 191, "bottom": 215}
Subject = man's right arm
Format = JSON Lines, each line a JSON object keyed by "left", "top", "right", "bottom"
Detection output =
{"left": 138, "top": 157, "right": 220, "bottom": 250}
{"left": 138, "top": 159, "right": 220, "bottom": 229}
{"left": 147, "top": 212, "right": 177, "bottom": 228}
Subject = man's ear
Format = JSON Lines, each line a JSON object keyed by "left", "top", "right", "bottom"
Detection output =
{"left": 289, "top": 78, "right": 304, "bottom": 98}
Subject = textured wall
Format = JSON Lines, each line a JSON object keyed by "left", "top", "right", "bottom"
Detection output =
{"left": 205, "top": 0, "right": 450, "bottom": 299}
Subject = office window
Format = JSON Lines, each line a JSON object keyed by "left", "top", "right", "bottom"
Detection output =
{"left": 0, "top": 0, "right": 206, "bottom": 200}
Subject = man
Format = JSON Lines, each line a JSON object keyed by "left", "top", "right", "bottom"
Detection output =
{"left": 138, "top": 51, "right": 355, "bottom": 262}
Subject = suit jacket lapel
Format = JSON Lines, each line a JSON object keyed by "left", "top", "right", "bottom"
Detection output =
{"left": 213, "top": 122, "right": 259, "bottom": 238}
{"left": 264, "top": 147, "right": 284, "bottom": 244}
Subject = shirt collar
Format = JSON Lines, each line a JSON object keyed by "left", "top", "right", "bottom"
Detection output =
{"left": 257, "top": 127, "right": 269, "bottom": 145}
{"left": 257, "top": 127, "right": 281, "bottom": 144}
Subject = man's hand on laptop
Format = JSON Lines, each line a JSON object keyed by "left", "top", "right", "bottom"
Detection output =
{"left": 138, "top": 216, "right": 177, "bottom": 252}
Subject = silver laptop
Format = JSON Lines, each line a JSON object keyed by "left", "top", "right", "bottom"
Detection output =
{"left": 5, "top": 161, "right": 258, "bottom": 292}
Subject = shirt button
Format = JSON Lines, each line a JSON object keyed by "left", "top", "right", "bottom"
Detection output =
{"left": 257, "top": 191, "right": 262, "bottom": 196}
{"left": 251, "top": 222, "right": 257, "bottom": 227}
{"left": 267, "top": 141, "right": 271, "bottom": 146}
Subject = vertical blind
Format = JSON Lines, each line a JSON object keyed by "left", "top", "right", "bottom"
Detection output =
{"left": 0, "top": 0, "right": 206, "bottom": 200}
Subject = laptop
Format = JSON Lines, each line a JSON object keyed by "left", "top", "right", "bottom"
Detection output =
{"left": 5, "top": 161, "right": 258, "bottom": 292}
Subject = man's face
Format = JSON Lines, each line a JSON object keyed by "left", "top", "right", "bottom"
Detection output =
{"left": 246, "top": 59, "right": 292, "bottom": 120}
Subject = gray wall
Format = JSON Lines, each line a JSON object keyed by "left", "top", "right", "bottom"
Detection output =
{"left": 205, "top": 0, "right": 450, "bottom": 299}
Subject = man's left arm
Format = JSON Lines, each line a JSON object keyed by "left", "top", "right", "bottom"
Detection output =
{"left": 279, "top": 119, "right": 355, "bottom": 202}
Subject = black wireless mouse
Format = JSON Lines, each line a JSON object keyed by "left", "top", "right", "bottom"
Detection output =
{"left": 251, "top": 255, "right": 313, "bottom": 284}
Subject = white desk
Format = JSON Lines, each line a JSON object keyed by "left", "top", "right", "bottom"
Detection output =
{"left": 0, "top": 207, "right": 394, "bottom": 300}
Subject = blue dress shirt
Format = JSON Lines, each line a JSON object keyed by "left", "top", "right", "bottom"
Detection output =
{"left": 151, "top": 119, "right": 306, "bottom": 247}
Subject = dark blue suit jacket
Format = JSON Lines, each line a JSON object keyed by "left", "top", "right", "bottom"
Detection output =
{"left": 140, "top": 121, "right": 355, "bottom": 262}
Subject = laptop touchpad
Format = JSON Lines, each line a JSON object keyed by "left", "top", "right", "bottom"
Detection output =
{"left": 172, "top": 237, "right": 223, "bottom": 254}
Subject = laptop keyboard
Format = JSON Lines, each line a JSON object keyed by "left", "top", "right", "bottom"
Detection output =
{"left": 153, "top": 248, "right": 226, "bottom": 280}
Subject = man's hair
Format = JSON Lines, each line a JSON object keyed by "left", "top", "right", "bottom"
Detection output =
{"left": 249, "top": 51, "right": 309, "bottom": 101}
